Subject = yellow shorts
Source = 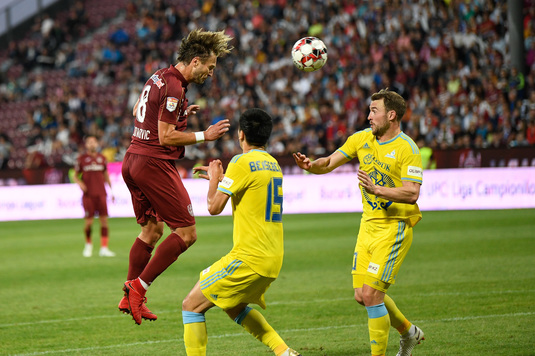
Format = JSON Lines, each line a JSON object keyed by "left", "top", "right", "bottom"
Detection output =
{"left": 352, "top": 219, "right": 413, "bottom": 293}
{"left": 199, "top": 254, "right": 275, "bottom": 311}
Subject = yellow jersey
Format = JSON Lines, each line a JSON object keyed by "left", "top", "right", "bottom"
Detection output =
{"left": 337, "top": 129, "right": 423, "bottom": 226}
{"left": 217, "top": 149, "right": 284, "bottom": 278}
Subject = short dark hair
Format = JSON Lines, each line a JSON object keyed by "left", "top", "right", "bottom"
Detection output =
{"left": 239, "top": 108, "right": 273, "bottom": 147}
{"left": 371, "top": 88, "right": 407, "bottom": 122}
{"left": 176, "top": 29, "right": 233, "bottom": 64}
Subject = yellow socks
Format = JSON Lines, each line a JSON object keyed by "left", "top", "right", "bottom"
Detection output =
{"left": 366, "top": 303, "right": 390, "bottom": 356}
{"left": 383, "top": 294, "right": 412, "bottom": 335}
{"left": 235, "top": 306, "right": 288, "bottom": 355}
{"left": 183, "top": 311, "right": 207, "bottom": 356}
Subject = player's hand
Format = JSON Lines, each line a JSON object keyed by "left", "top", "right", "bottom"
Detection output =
{"left": 293, "top": 152, "right": 312, "bottom": 171}
{"left": 185, "top": 104, "right": 200, "bottom": 116}
{"left": 357, "top": 169, "right": 376, "bottom": 195}
{"left": 207, "top": 160, "right": 224, "bottom": 182}
{"left": 204, "top": 119, "right": 230, "bottom": 141}
{"left": 192, "top": 165, "right": 210, "bottom": 180}
{"left": 79, "top": 182, "right": 88, "bottom": 193}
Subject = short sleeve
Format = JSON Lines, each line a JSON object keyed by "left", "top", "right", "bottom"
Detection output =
{"left": 400, "top": 150, "right": 423, "bottom": 184}
{"left": 217, "top": 162, "right": 248, "bottom": 196}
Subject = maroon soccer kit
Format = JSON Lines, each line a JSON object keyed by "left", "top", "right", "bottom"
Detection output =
{"left": 76, "top": 152, "right": 109, "bottom": 217}
{"left": 122, "top": 65, "right": 195, "bottom": 229}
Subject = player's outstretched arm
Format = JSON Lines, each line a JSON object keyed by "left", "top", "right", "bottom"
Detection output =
{"left": 293, "top": 151, "right": 349, "bottom": 174}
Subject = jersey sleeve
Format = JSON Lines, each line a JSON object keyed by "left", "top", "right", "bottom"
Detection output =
{"left": 75, "top": 155, "right": 82, "bottom": 174}
{"left": 217, "top": 160, "right": 249, "bottom": 196}
{"left": 336, "top": 131, "right": 363, "bottom": 159}
{"left": 400, "top": 147, "right": 423, "bottom": 184}
{"left": 159, "top": 82, "right": 185, "bottom": 125}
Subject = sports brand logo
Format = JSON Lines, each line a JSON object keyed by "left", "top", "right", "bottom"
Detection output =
{"left": 166, "top": 97, "right": 178, "bottom": 112}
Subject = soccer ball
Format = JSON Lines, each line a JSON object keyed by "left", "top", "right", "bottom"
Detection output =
{"left": 291, "top": 37, "right": 328, "bottom": 72}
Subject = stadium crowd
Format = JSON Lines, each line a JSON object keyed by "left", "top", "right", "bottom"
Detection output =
{"left": 0, "top": 0, "right": 535, "bottom": 173}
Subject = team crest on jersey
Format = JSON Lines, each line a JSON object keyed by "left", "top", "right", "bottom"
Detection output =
{"left": 166, "top": 97, "right": 178, "bottom": 112}
{"left": 187, "top": 203, "right": 194, "bottom": 216}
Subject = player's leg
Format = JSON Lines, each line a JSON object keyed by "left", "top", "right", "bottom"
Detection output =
{"left": 225, "top": 304, "right": 299, "bottom": 356}
{"left": 82, "top": 196, "right": 94, "bottom": 257}
{"left": 182, "top": 281, "right": 215, "bottom": 356}
{"left": 378, "top": 223, "right": 424, "bottom": 356}
{"left": 138, "top": 224, "right": 194, "bottom": 287}
{"left": 352, "top": 222, "right": 390, "bottom": 356}
{"left": 97, "top": 211, "right": 115, "bottom": 257}
{"left": 120, "top": 217, "right": 163, "bottom": 323}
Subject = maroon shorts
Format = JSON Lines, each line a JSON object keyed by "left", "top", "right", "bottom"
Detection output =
{"left": 82, "top": 195, "right": 108, "bottom": 218}
{"left": 122, "top": 152, "right": 195, "bottom": 229}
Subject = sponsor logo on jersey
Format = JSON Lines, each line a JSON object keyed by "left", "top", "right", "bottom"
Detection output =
{"left": 166, "top": 97, "right": 178, "bottom": 112}
{"left": 407, "top": 165, "right": 423, "bottom": 179}
{"left": 385, "top": 149, "right": 396, "bottom": 159}
{"left": 150, "top": 74, "right": 165, "bottom": 89}
{"left": 363, "top": 154, "right": 391, "bottom": 172}
{"left": 220, "top": 176, "right": 234, "bottom": 189}
{"left": 367, "top": 262, "right": 380, "bottom": 275}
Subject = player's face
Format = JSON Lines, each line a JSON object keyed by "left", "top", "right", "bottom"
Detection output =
{"left": 85, "top": 137, "right": 99, "bottom": 152}
{"left": 191, "top": 55, "right": 217, "bottom": 84}
{"left": 368, "top": 99, "right": 390, "bottom": 138}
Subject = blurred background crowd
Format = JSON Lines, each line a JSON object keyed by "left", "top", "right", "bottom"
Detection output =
{"left": 0, "top": 0, "right": 534, "bottom": 178}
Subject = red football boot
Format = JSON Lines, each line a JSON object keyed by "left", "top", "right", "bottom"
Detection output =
{"left": 123, "top": 279, "right": 156, "bottom": 325}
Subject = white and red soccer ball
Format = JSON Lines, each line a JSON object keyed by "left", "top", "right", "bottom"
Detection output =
{"left": 291, "top": 36, "right": 328, "bottom": 72}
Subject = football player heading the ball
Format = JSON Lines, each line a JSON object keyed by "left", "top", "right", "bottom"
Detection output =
{"left": 119, "top": 29, "right": 232, "bottom": 325}
{"left": 182, "top": 108, "right": 301, "bottom": 356}
{"left": 293, "top": 89, "right": 425, "bottom": 356}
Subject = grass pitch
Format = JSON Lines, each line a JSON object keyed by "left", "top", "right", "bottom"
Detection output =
{"left": 1, "top": 209, "right": 534, "bottom": 355}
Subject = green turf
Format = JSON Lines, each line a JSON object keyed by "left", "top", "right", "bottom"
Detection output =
{"left": 1, "top": 209, "right": 534, "bottom": 355}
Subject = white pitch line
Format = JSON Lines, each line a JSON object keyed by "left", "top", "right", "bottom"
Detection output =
{"left": 11, "top": 311, "right": 535, "bottom": 356}
{"left": 2, "top": 289, "right": 534, "bottom": 328}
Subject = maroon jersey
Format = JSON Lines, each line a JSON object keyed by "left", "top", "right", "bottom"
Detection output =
{"left": 76, "top": 153, "right": 108, "bottom": 197}
{"left": 127, "top": 65, "right": 189, "bottom": 160}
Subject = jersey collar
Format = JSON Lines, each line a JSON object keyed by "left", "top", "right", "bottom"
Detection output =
{"left": 169, "top": 65, "right": 189, "bottom": 87}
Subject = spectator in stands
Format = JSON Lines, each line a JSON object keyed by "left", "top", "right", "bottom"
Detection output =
{"left": 0, "top": 0, "right": 534, "bottom": 174}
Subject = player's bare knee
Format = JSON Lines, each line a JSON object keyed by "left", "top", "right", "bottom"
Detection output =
{"left": 173, "top": 226, "right": 197, "bottom": 247}
{"left": 354, "top": 289, "right": 365, "bottom": 305}
{"left": 181, "top": 297, "right": 191, "bottom": 312}
{"left": 180, "top": 230, "right": 197, "bottom": 247}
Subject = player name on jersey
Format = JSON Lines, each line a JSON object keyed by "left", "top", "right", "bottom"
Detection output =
{"left": 248, "top": 160, "right": 282, "bottom": 172}
{"left": 133, "top": 127, "right": 150, "bottom": 140}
